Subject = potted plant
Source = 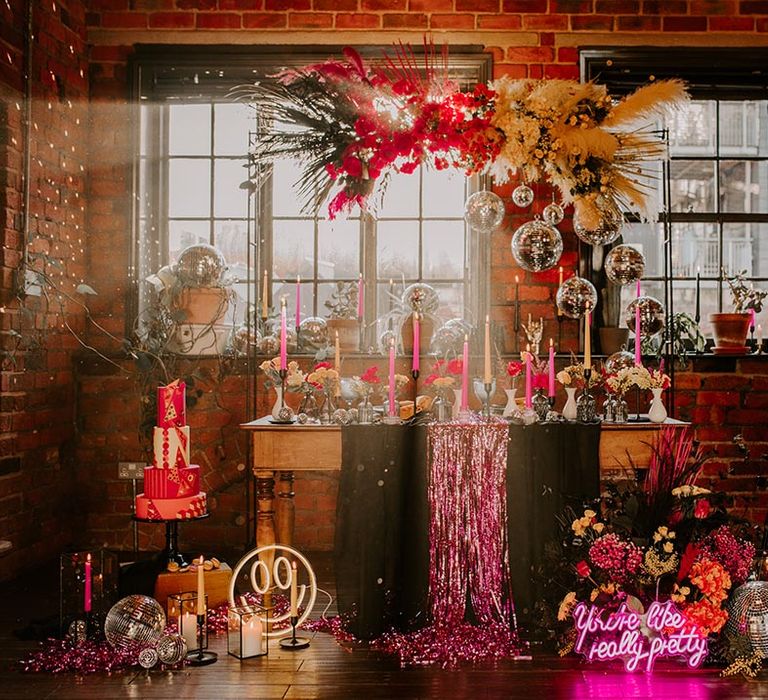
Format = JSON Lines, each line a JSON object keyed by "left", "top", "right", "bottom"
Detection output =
{"left": 324, "top": 281, "right": 359, "bottom": 352}
{"left": 668, "top": 312, "right": 705, "bottom": 367}
{"left": 711, "top": 270, "right": 767, "bottom": 352}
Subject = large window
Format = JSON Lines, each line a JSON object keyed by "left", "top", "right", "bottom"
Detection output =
{"left": 582, "top": 49, "right": 768, "bottom": 336}
{"left": 132, "top": 47, "right": 490, "bottom": 345}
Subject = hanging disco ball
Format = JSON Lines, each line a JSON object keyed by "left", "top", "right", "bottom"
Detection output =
{"left": 624, "top": 296, "right": 665, "bottom": 337}
{"left": 725, "top": 581, "right": 768, "bottom": 658}
{"left": 104, "top": 595, "right": 166, "bottom": 652}
{"left": 574, "top": 211, "right": 623, "bottom": 246}
{"left": 175, "top": 244, "right": 227, "bottom": 287}
{"left": 542, "top": 202, "right": 564, "bottom": 226}
{"left": 464, "top": 191, "right": 506, "bottom": 232}
{"left": 606, "top": 245, "right": 645, "bottom": 286}
{"left": 402, "top": 283, "right": 439, "bottom": 315}
{"left": 444, "top": 317, "right": 475, "bottom": 336}
{"left": 511, "top": 218, "right": 563, "bottom": 273}
{"left": 298, "top": 316, "right": 329, "bottom": 350}
{"left": 556, "top": 276, "right": 598, "bottom": 319}
{"left": 604, "top": 350, "right": 636, "bottom": 374}
{"left": 512, "top": 184, "right": 535, "bottom": 208}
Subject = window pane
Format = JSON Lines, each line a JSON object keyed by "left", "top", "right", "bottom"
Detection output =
{"left": 317, "top": 219, "right": 359, "bottom": 279}
{"left": 422, "top": 221, "right": 465, "bottom": 278}
{"left": 214, "top": 159, "right": 248, "bottom": 218}
{"left": 378, "top": 171, "right": 419, "bottom": 218}
{"left": 168, "top": 159, "right": 210, "bottom": 217}
{"left": 214, "top": 102, "right": 254, "bottom": 156}
{"left": 719, "top": 101, "right": 768, "bottom": 156}
{"left": 422, "top": 169, "right": 466, "bottom": 218}
{"left": 169, "top": 220, "right": 209, "bottom": 263}
{"left": 670, "top": 160, "right": 716, "bottom": 213}
{"left": 272, "top": 219, "right": 314, "bottom": 278}
{"left": 671, "top": 222, "right": 718, "bottom": 278}
{"left": 214, "top": 220, "right": 248, "bottom": 279}
{"left": 618, "top": 222, "right": 665, "bottom": 278}
{"left": 722, "top": 222, "right": 762, "bottom": 277}
{"left": 169, "top": 104, "right": 210, "bottom": 156}
{"left": 316, "top": 283, "right": 346, "bottom": 321}
{"left": 272, "top": 159, "right": 305, "bottom": 218}
{"left": 720, "top": 160, "right": 768, "bottom": 214}
{"left": 376, "top": 280, "right": 403, "bottom": 322}
{"left": 377, "top": 220, "right": 419, "bottom": 278}
{"left": 272, "top": 281, "right": 313, "bottom": 323}
{"left": 430, "top": 282, "right": 464, "bottom": 322}
{"left": 668, "top": 100, "right": 716, "bottom": 156}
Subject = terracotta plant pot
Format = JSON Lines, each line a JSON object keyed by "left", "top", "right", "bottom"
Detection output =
{"left": 598, "top": 327, "right": 630, "bottom": 356}
{"left": 326, "top": 318, "right": 360, "bottom": 352}
{"left": 710, "top": 312, "right": 750, "bottom": 350}
{"left": 176, "top": 287, "right": 231, "bottom": 325}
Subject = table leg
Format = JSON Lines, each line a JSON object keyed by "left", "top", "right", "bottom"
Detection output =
{"left": 255, "top": 469, "right": 276, "bottom": 551}
{"left": 275, "top": 470, "right": 295, "bottom": 547}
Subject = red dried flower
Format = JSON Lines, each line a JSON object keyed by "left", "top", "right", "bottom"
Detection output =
{"left": 693, "top": 499, "right": 711, "bottom": 519}
{"left": 575, "top": 560, "right": 590, "bottom": 578}
{"left": 360, "top": 366, "right": 381, "bottom": 384}
{"left": 446, "top": 359, "right": 463, "bottom": 376}
{"left": 506, "top": 361, "right": 523, "bottom": 377}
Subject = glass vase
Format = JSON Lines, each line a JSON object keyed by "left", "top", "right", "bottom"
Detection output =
{"left": 298, "top": 389, "right": 319, "bottom": 421}
{"left": 562, "top": 386, "right": 578, "bottom": 421}
{"left": 532, "top": 388, "right": 550, "bottom": 422}
{"left": 603, "top": 395, "right": 617, "bottom": 423}
{"left": 502, "top": 388, "right": 517, "bottom": 417}
{"left": 615, "top": 397, "right": 629, "bottom": 424}
{"left": 576, "top": 391, "right": 597, "bottom": 423}
{"left": 320, "top": 388, "right": 337, "bottom": 424}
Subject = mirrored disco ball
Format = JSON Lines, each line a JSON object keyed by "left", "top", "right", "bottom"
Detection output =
{"left": 430, "top": 324, "right": 463, "bottom": 356}
{"left": 624, "top": 296, "right": 665, "bottom": 337}
{"left": 464, "top": 191, "right": 506, "bottom": 232}
{"left": 258, "top": 334, "right": 280, "bottom": 355}
{"left": 175, "top": 244, "right": 227, "bottom": 287}
{"left": 339, "top": 377, "right": 363, "bottom": 403}
{"left": 444, "top": 318, "right": 474, "bottom": 336}
{"left": 138, "top": 647, "right": 159, "bottom": 669}
{"left": 725, "top": 582, "right": 768, "bottom": 658}
{"left": 104, "top": 595, "right": 166, "bottom": 651}
{"left": 232, "top": 325, "right": 257, "bottom": 355}
{"left": 511, "top": 219, "right": 563, "bottom": 273}
{"left": 556, "top": 276, "right": 598, "bottom": 319}
{"left": 604, "top": 350, "right": 636, "bottom": 374}
{"left": 574, "top": 211, "right": 622, "bottom": 246}
{"left": 298, "top": 316, "right": 329, "bottom": 350}
{"left": 378, "top": 328, "right": 397, "bottom": 355}
{"left": 402, "top": 283, "right": 439, "bottom": 315}
{"left": 542, "top": 202, "right": 564, "bottom": 225}
{"left": 605, "top": 245, "right": 645, "bottom": 286}
{"left": 512, "top": 184, "right": 535, "bottom": 208}
{"left": 156, "top": 633, "right": 188, "bottom": 665}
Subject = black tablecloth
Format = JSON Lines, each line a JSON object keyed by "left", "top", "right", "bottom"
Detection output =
{"left": 334, "top": 422, "right": 600, "bottom": 639}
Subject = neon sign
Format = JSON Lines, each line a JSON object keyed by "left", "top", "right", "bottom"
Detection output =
{"left": 572, "top": 599, "right": 708, "bottom": 672}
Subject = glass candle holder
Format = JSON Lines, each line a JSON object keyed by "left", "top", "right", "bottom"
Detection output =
{"left": 227, "top": 603, "right": 270, "bottom": 660}
{"left": 168, "top": 592, "right": 208, "bottom": 652}
{"left": 59, "top": 549, "right": 119, "bottom": 635}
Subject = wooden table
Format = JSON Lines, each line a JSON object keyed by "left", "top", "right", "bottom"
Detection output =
{"left": 241, "top": 417, "right": 689, "bottom": 550}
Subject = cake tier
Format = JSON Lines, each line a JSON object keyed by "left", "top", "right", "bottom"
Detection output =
{"left": 136, "top": 492, "right": 207, "bottom": 521}
{"left": 152, "top": 426, "right": 190, "bottom": 470}
{"left": 157, "top": 380, "right": 186, "bottom": 429}
{"left": 144, "top": 465, "right": 200, "bottom": 499}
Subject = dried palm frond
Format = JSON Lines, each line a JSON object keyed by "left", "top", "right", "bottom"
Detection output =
{"left": 602, "top": 79, "right": 688, "bottom": 128}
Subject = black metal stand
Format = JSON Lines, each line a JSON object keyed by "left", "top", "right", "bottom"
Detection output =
{"left": 411, "top": 369, "right": 420, "bottom": 414}
{"left": 187, "top": 613, "right": 217, "bottom": 666}
{"left": 279, "top": 616, "right": 310, "bottom": 650}
{"left": 133, "top": 514, "right": 210, "bottom": 569}
{"left": 482, "top": 381, "right": 493, "bottom": 418}
{"left": 557, "top": 315, "right": 563, "bottom": 349}
{"left": 358, "top": 317, "right": 364, "bottom": 352}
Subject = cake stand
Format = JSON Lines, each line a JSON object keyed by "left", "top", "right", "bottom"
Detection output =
{"left": 133, "top": 513, "right": 210, "bottom": 568}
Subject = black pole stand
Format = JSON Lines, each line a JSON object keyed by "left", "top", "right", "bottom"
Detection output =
{"left": 279, "top": 616, "right": 310, "bottom": 650}
{"left": 187, "top": 613, "right": 217, "bottom": 666}
{"left": 411, "top": 369, "right": 420, "bottom": 415}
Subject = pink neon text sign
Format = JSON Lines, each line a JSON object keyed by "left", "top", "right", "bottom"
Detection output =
{"left": 572, "top": 599, "right": 708, "bottom": 672}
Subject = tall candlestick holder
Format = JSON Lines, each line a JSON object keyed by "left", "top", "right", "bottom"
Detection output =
{"left": 358, "top": 317, "right": 364, "bottom": 352}
{"left": 557, "top": 314, "right": 563, "bottom": 349}
{"left": 411, "top": 369, "right": 420, "bottom": 416}
{"left": 271, "top": 368, "right": 294, "bottom": 424}
{"left": 576, "top": 369, "right": 597, "bottom": 423}
{"left": 187, "top": 611, "right": 218, "bottom": 666}
{"left": 279, "top": 615, "right": 310, "bottom": 650}
{"left": 482, "top": 382, "right": 493, "bottom": 418}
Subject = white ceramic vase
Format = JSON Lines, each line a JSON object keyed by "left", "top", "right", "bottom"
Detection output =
{"left": 562, "top": 386, "right": 578, "bottom": 421}
{"left": 452, "top": 388, "right": 463, "bottom": 419}
{"left": 649, "top": 387, "right": 667, "bottom": 423}
{"left": 502, "top": 388, "right": 517, "bottom": 417}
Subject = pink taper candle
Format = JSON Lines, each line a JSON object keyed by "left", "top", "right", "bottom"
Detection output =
{"left": 84, "top": 553, "right": 92, "bottom": 613}
{"left": 634, "top": 304, "right": 642, "bottom": 367}
{"left": 295, "top": 275, "right": 301, "bottom": 330}
{"left": 388, "top": 338, "right": 396, "bottom": 417}
{"left": 357, "top": 273, "right": 364, "bottom": 319}
{"left": 636, "top": 279, "right": 641, "bottom": 299}
{"left": 750, "top": 308, "right": 756, "bottom": 331}
{"left": 461, "top": 334, "right": 469, "bottom": 412}
{"left": 280, "top": 298, "right": 287, "bottom": 371}
{"left": 548, "top": 338, "right": 555, "bottom": 397}
{"left": 412, "top": 313, "right": 420, "bottom": 372}
{"left": 524, "top": 344, "right": 532, "bottom": 409}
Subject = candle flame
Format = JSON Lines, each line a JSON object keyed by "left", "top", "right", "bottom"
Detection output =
{"left": 550, "top": 337, "right": 553, "bottom": 346}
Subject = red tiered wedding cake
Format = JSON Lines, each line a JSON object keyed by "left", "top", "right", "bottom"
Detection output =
{"left": 135, "top": 380, "right": 207, "bottom": 520}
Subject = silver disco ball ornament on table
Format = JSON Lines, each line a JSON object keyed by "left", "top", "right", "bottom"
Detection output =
{"left": 605, "top": 245, "right": 645, "bottom": 286}
{"left": 104, "top": 595, "right": 166, "bottom": 652}
{"left": 298, "top": 316, "right": 329, "bottom": 350}
{"left": 175, "top": 244, "right": 227, "bottom": 287}
{"left": 624, "top": 296, "right": 665, "bottom": 337}
{"left": 556, "top": 276, "right": 598, "bottom": 319}
{"left": 511, "top": 218, "right": 563, "bottom": 273}
{"left": 464, "top": 191, "right": 506, "bottom": 232}
{"left": 574, "top": 211, "right": 623, "bottom": 246}
{"left": 725, "top": 581, "right": 768, "bottom": 658}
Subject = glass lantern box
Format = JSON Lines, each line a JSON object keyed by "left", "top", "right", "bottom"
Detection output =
{"left": 59, "top": 549, "right": 119, "bottom": 635}
{"left": 227, "top": 603, "right": 270, "bottom": 660}
{"left": 168, "top": 592, "right": 208, "bottom": 652}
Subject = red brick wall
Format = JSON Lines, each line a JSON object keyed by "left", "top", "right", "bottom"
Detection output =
{"left": 0, "top": 0, "right": 89, "bottom": 581}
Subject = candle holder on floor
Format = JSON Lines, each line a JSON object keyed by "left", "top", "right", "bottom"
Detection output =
{"left": 59, "top": 549, "right": 119, "bottom": 637}
{"left": 169, "top": 592, "right": 208, "bottom": 655}
{"left": 279, "top": 615, "right": 310, "bottom": 650}
{"left": 187, "top": 612, "right": 218, "bottom": 666}
{"left": 228, "top": 602, "right": 270, "bottom": 660}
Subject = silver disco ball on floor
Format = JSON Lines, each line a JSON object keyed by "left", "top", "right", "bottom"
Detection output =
{"left": 725, "top": 581, "right": 768, "bottom": 658}
{"left": 104, "top": 595, "right": 166, "bottom": 651}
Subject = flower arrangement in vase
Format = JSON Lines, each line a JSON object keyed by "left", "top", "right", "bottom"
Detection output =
{"left": 306, "top": 361, "right": 340, "bottom": 423}
{"left": 502, "top": 360, "right": 523, "bottom": 417}
{"left": 355, "top": 365, "right": 381, "bottom": 423}
{"left": 259, "top": 358, "right": 305, "bottom": 419}
{"left": 557, "top": 361, "right": 601, "bottom": 421}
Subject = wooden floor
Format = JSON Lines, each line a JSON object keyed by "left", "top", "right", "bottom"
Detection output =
{"left": 2, "top": 554, "right": 768, "bottom": 699}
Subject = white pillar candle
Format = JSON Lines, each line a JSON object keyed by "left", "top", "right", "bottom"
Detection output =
{"left": 181, "top": 611, "right": 198, "bottom": 651}
{"left": 241, "top": 616, "right": 263, "bottom": 657}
